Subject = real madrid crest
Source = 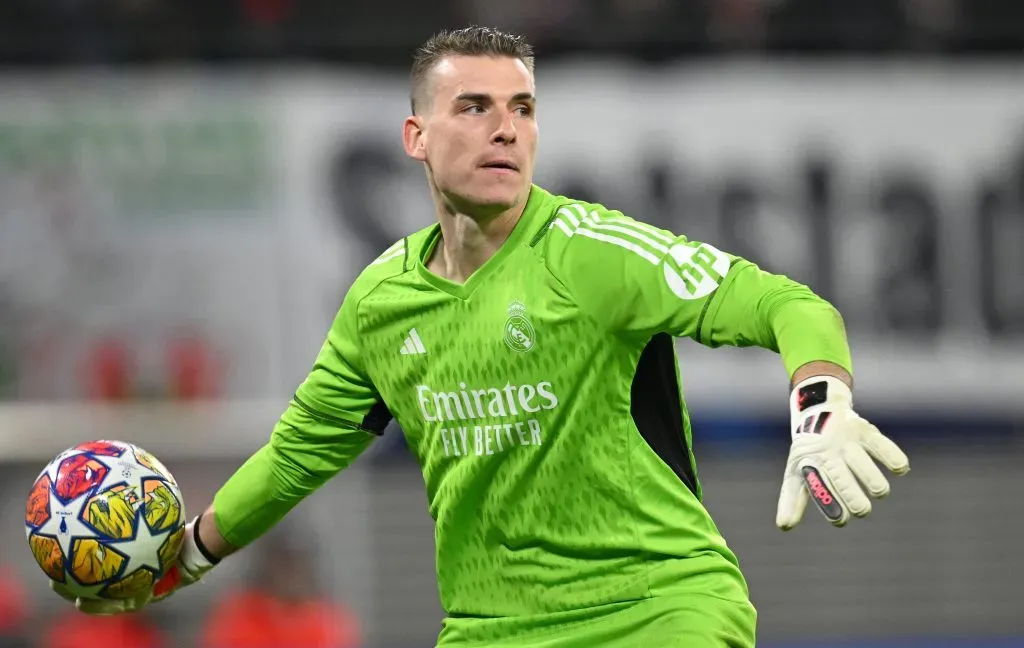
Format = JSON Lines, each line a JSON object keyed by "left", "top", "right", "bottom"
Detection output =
{"left": 504, "top": 300, "right": 536, "bottom": 353}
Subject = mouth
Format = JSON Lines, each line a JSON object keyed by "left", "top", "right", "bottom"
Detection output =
{"left": 480, "top": 160, "right": 520, "bottom": 172}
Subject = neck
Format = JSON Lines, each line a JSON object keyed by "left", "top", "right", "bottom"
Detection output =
{"left": 428, "top": 192, "right": 529, "bottom": 283}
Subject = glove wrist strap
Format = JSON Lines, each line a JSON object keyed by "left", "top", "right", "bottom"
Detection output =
{"left": 179, "top": 516, "right": 219, "bottom": 577}
{"left": 790, "top": 375, "right": 853, "bottom": 414}
{"left": 191, "top": 515, "right": 222, "bottom": 566}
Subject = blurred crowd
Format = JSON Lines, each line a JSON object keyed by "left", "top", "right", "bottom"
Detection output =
{"left": 0, "top": 536, "right": 362, "bottom": 648}
{"left": 0, "top": 0, "right": 1020, "bottom": 66}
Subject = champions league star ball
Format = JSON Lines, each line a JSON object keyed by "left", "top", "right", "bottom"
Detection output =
{"left": 25, "top": 440, "right": 186, "bottom": 600}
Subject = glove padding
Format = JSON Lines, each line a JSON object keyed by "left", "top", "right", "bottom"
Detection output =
{"left": 50, "top": 516, "right": 217, "bottom": 615}
{"left": 777, "top": 376, "right": 910, "bottom": 530}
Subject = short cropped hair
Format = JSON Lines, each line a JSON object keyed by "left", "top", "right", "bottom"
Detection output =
{"left": 410, "top": 26, "right": 535, "bottom": 114}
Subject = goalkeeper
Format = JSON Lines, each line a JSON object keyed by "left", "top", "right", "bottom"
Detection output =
{"left": 56, "top": 26, "right": 910, "bottom": 647}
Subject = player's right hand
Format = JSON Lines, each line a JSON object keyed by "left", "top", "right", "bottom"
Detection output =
{"left": 50, "top": 580, "right": 152, "bottom": 616}
{"left": 51, "top": 517, "right": 217, "bottom": 615}
{"left": 151, "top": 516, "right": 218, "bottom": 602}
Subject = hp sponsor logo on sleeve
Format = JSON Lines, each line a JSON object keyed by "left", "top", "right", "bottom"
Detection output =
{"left": 662, "top": 243, "right": 730, "bottom": 300}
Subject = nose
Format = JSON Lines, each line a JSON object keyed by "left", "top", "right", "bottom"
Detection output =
{"left": 492, "top": 111, "right": 517, "bottom": 145}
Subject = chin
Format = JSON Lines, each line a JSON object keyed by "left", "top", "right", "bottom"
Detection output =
{"left": 478, "top": 191, "right": 520, "bottom": 209}
{"left": 454, "top": 185, "right": 524, "bottom": 214}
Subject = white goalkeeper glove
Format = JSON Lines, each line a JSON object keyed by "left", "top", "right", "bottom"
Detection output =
{"left": 50, "top": 516, "right": 218, "bottom": 615}
{"left": 777, "top": 376, "right": 910, "bottom": 530}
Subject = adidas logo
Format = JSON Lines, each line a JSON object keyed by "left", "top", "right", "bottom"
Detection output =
{"left": 400, "top": 328, "right": 427, "bottom": 355}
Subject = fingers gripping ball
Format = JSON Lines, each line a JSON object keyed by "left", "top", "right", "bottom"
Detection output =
{"left": 25, "top": 440, "right": 186, "bottom": 601}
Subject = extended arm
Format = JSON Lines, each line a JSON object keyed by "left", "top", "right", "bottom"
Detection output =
{"left": 544, "top": 201, "right": 910, "bottom": 530}
{"left": 57, "top": 282, "right": 390, "bottom": 615}
{"left": 698, "top": 255, "right": 911, "bottom": 529}
{"left": 150, "top": 406, "right": 378, "bottom": 599}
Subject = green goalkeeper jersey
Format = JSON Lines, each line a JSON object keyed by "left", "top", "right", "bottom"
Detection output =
{"left": 214, "top": 185, "right": 851, "bottom": 639}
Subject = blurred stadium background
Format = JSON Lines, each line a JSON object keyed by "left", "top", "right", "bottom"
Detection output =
{"left": 1, "top": 1, "right": 1024, "bottom": 647}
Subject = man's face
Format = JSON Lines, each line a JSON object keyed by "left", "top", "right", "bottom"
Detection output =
{"left": 404, "top": 55, "right": 537, "bottom": 216}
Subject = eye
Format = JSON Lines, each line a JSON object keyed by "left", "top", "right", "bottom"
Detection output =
{"left": 514, "top": 105, "right": 533, "bottom": 117}
{"left": 462, "top": 104, "right": 485, "bottom": 115}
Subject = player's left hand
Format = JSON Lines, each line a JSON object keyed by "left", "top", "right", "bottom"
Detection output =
{"left": 776, "top": 375, "right": 910, "bottom": 530}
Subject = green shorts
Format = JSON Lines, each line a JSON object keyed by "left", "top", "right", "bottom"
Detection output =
{"left": 437, "top": 594, "right": 757, "bottom": 648}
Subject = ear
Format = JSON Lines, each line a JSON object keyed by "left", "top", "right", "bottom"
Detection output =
{"left": 403, "top": 115, "right": 427, "bottom": 162}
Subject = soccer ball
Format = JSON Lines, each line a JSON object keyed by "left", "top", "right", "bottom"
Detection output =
{"left": 24, "top": 440, "right": 186, "bottom": 600}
